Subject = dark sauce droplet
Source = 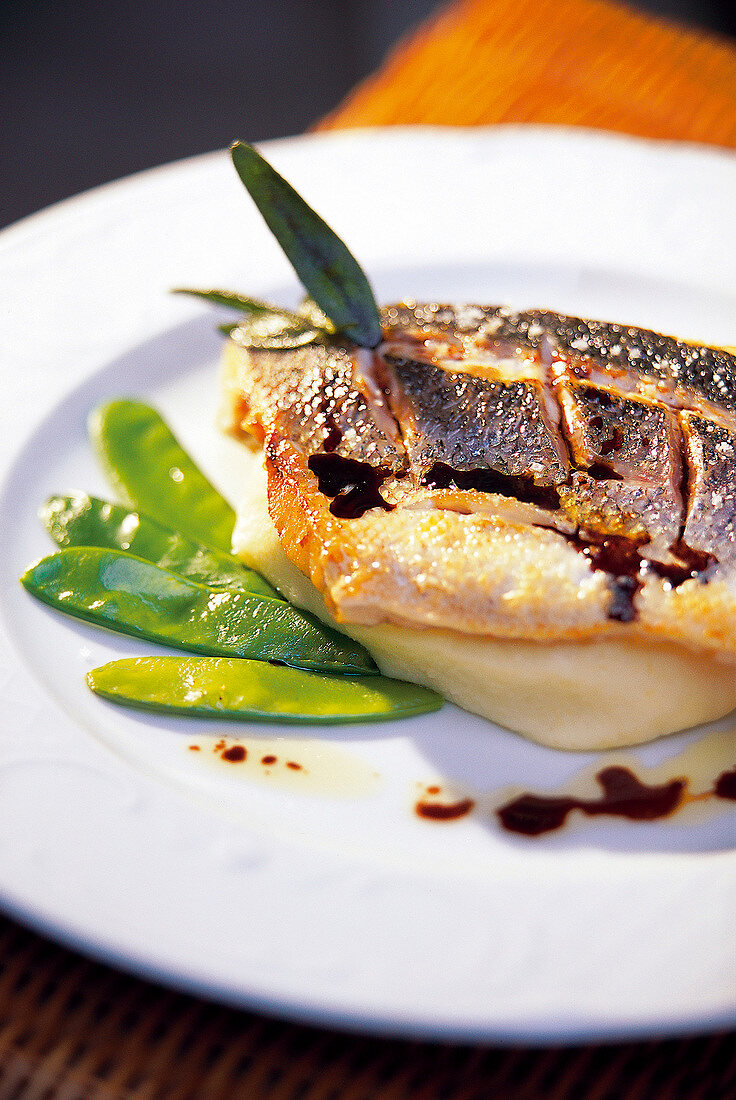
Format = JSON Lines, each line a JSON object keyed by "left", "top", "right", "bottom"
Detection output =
{"left": 286, "top": 761, "right": 303, "bottom": 771}
{"left": 572, "top": 533, "right": 643, "bottom": 577}
{"left": 416, "top": 797, "right": 476, "bottom": 822}
{"left": 261, "top": 754, "right": 277, "bottom": 766}
{"left": 322, "top": 415, "right": 343, "bottom": 453}
{"left": 567, "top": 533, "right": 645, "bottom": 622}
{"left": 498, "top": 795, "right": 571, "bottom": 836}
{"left": 566, "top": 534, "right": 715, "bottom": 623}
{"left": 308, "top": 453, "right": 395, "bottom": 518}
{"left": 221, "top": 745, "right": 247, "bottom": 763}
{"left": 599, "top": 426, "right": 624, "bottom": 456}
{"left": 497, "top": 766, "right": 686, "bottom": 837}
{"left": 714, "top": 767, "right": 736, "bottom": 800}
{"left": 421, "top": 461, "right": 560, "bottom": 510}
{"left": 608, "top": 576, "right": 639, "bottom": 622}
{"left": 648, "top": 545, "right": 716, "bottom": 588}
{"left": 586, "top": 462, "right": 623, "bottom": 482}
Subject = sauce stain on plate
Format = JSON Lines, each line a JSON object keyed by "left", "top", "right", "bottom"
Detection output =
{"left": 413, "top": 726, "right": 736, "bottom": 836}
{"left": 187, "top": 735, "right": 381, "bottom": 798}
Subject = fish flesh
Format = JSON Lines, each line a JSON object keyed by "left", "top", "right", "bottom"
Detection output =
{"left": 222, "top": 302, "right": 736, "bottom": 667}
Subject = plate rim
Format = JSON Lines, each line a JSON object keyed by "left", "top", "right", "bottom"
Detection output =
{"left": 1, "top": 124, "right": 735, "bottom": 1044}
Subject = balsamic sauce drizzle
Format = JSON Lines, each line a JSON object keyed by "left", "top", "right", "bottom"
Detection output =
{"left": 585, "top": 462, "right": 623, "bottom": 482}
{"left": 714, "top": 767, "right": 736, "bottom": 800}
{"left": 415, "top": 797, "right": 476, "bottom": 821}
{"left": 598, "top": 425, "right": 625, "bottom": 456}
{"left": 321, "top": 413, "right": 343, "bottom": 453}
{"left": 565, "top": 534, "right": 646, "bottom": 622}
{"left": 564, "top": 534, "right": 714, "bottom": 622}
{"left": 497, "top": 767, "right": 686, "bottom": 836}
{"left": 497, "top": 762, "right": 736, "bottom": 837}
{"left": 308, "top": 453, "right": 395, "bottom": 519}
{"left": 221, "top": 745, "right": 247, "bottom": 763}
{"left": 421, "top": 461, "right": 560, "bottom": 510}
{"left": 649, "top": 546, "right": 715, "bottom": 587}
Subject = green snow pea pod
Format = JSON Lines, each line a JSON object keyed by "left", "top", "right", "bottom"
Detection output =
{"left": 21, "top": 548, "right": 376, "bottom": 674}
{"left": 89, "top": 400, "right": 235, "bottom": 552}
{"left": 87, "top": 656, "right": 443, "bottom": 723}
{"left": 41, "top": 492, "right": 280, "bottom": 599}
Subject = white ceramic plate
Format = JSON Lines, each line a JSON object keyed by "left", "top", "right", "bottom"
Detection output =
{"left": 0, "top": 127, "right": 735, "bottom": 1043}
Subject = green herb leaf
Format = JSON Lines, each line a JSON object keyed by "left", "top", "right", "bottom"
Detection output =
{"left": 172, "top": 288, "right": 280, "bottom": 315}
{"left": 230, "top": 141, "right": 382, "bottom": 349}
{"left": 175, "top": 286, "right": 325, "bottom": 348}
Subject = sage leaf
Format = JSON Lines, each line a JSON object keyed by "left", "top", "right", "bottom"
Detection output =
{"left": 230, "top": 141, "right": 382, "bottom": 349}
{"left": 172, "top": 288, "right": 278, "bottom": 315}
{"left": 176, "top": 286, "right": 324, "bottom": 348}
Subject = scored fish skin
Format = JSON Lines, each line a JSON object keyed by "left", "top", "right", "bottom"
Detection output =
{"left": 681, "top": 412, "right": 736, "bottom": 565}
{"left": 381, "top": 352, "right": 569, "bottom": 486}
{"left": 221, "top": 303, "right": 736, "bottom": 658}
{"left": 384, "top": 302, "right": 736, "bottom": 423}
{"left": 544, "top": 312, "right": 736, "bottom": 421}
{"left": 554, "top": 382, "right": 683, "bottom": 551}
{"left": 221, "top": 341, "right": 404, "bottom": 471}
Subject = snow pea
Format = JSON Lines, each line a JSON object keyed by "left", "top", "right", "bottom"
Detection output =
{"left": 89, "top": 400, "right": 236, "bottom": 552}
{"left": 40, "top": 492, "right": 280, "bottom": 599}
{"left": 87, "top": 656, "right": 443, "bottom": 723}
{"left": 21, "top": 548, "right": 376, "bottom": 674}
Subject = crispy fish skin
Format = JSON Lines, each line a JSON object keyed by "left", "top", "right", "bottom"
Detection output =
{"left": 263, "top": 432, "right": 611, "bottom": 636}
{"left": 221, "top": 306, "right": 736, "bottom": 660}
{"left": 555, "top": 383, "right": 683, "bottom": 551}
{"left": 381, "top": 353, "right": 568, "bottom": 485}
{"left": 681, "top": 412, "right": 736, "bottom": 565}
{"left": 384, "top": 302, "right": 736, "bottom": 424}
{"left": 221, "top": 341, "right": 403, "bottom": 470}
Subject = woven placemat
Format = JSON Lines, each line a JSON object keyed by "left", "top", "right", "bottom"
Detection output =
{"left": 0, "top": 914, "right": 734, "bottom": 1099}
{"left": 318, "top": 0, "right": 736, "bottom": 149}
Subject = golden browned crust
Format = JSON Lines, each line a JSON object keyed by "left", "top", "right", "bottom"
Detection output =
{"left": 230, "top": 446, "right": 736, "bottom": 749}
{"left": 221, "top": 337, "right": 736, "bottom": 660}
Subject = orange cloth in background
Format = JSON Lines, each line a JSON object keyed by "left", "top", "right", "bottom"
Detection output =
{"left": 318, "top": 0, "right": 736, "bottom": 149}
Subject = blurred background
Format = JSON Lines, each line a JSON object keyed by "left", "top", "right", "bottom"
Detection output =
{"left": 2, "top": 0, "right": 735, "bottom": 230}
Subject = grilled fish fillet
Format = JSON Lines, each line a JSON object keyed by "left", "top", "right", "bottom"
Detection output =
{"left": 222, "top": 303, "right": 736, "bottom": 748}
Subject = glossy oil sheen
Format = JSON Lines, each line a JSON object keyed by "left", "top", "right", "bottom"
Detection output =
{"left": 21, "top": 547, "right": 375, "bottom": 674}
{"left": 41, "top": 491, "right": 280, "bottom": 598}
{"left": 89, "top": 399, "right": 237, "bottom": 552}
{"left": 87, "top": 655, "right": 442, "bottom": 723}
